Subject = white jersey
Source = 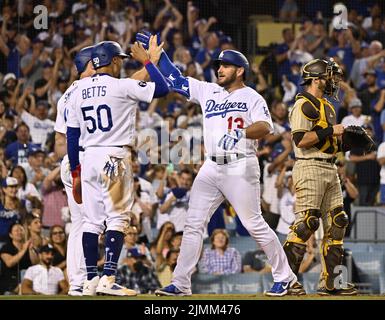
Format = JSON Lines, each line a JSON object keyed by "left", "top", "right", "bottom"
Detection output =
{"left": 54, "top": 80, "right": 79, "bottom": 134}
{"left": 187, "top": 77, "right": 273, "bottom": 157}
{"left": 66, "top": 74, "right": 155, "bottom": 147}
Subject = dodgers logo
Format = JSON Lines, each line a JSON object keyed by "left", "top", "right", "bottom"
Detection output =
{"left": 204, "top": 99, "right": 248, "bottom": 118}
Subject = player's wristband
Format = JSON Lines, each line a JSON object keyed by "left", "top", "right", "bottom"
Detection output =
{"left": 315, "top": 126, "right": 333, "bottom": 141}
{"left": 143, "top": 59, "right": 151, "bottom": 66}
{"left": 71, "top": 164, "right": 81, "bottom": 179}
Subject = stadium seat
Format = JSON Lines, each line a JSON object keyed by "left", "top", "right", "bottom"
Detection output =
{"left": 191, "top": 274, "right": 223, "bottom": 294}
{"left": 353, "top": 252, "right": 385, "bottom": 294}
{"left": 230, "top": 236, "right": 257, "bottom": 255}
{"left": 261, "top": 273, "right": 274, "bottom": 292}
{"left": 221, "top": 273, "right": 264, "bottom": 294}
{"left": 368, "top": 243, "right": 385, "bottom": 252}
{"left": 343, "top": 242, "right": 370, "bottom": 252}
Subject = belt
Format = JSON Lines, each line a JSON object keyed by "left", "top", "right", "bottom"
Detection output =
{"left": 210, "top": 153, "right": 246, "bottom": 165}
{"left": 79, "top": 146, "right": 85, "bottom": 152}
{"left": 296, "top": 157, "right": 335, "bottom": 164}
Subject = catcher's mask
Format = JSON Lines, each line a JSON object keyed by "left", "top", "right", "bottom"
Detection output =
{"left": 300, "top": 58, "right": 343, "bottom": 100}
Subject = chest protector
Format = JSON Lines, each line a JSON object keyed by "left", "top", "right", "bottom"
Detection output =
{"left": 296, "top": 92, "right": 339, "bottom": 155}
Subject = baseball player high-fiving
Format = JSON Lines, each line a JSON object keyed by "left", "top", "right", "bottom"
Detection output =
{"left": 66, "top": 39, "right": 169, "bottom": 296}
{"left": 136, "top": 32, "right": 297, "bottom": 297}
{"left": 55, "top": 46, "right": 95, "bottom": 296}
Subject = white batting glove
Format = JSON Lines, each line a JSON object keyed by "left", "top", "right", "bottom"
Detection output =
{"left": 218, "top": 129, "right": 245, "bottom": 151}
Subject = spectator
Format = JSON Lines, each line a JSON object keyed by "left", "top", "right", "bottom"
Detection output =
{"left": 341, "top": 97, "right": 368, "bottom": 127}
{"left": 118, "top": 226, "right": 153, "bottom": 268}
{"left": 298, "top": 235, "right": 321, "bottom": 274}
{"left": 5, "top": 123, "right": 36, "bottom": 166}
{"left": 336, "top": 160, "right": 359, "bottom": 237}
{"left": 49, "top": 225, "right": 67, "bottom": 270}
{"left": 279, "top": 0, "right": 298, "bottom": 22}
{"left": 41, "top": 165, "right": 67, "bottom": 227}
{"left": 0, "top": 177, "right": 25, "bottom": 242}
{"left": 349, "top": 124, "right": 380, "bottom": 205}
{"left": 159, "top": 168, "right": 193, "bottom": 232}
{"left": 156, "top": 248, "right": 180, "bottom": 287}
{"left": 116, "top": 247, "right": 160, "bottom": 294}
{"left": 10, "top": 165, "right": 41, "bottom": 212}
{"left": 0, "top": 112, "right": 17, "bottom": 149}
{"left": 25, "top": 213, "right": 48, "bottom": 249}
{"left": 17, "top": 98, "right": 55, "bottom": 149}
{"left": 275, "top": 166, "right": 296, "bottom": 244}
{"left": 242, "top": 248, "right": 271, "bottom": 273}
{"left": 275, "top": 28, "right": 295, "bottom": 79}
{"left": 0, "top": 222, "right": 39, "bottom": 294}
{"left": 199, "top": 229, "right": 242, "bottom": 275}
{"left": 20, "top": 37, "right": 45, "bottom": 88}
{"left": 152, "top": 221, "right": 175, "bottom": 269}
{"left": 21, "top": 244, "right": 68, "bottom": 295}
{"left": 21, "top": 148, "right": 49, "bottom": 192}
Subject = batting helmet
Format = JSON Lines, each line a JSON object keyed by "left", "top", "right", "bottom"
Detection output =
{"left": 91, "top": 41, "right": 130, "bottom": 69}
{"left": 212, "top": 50, "right": 250, "bottom": 79}
{"left": 74, "top": 46, "right": 94, "bottom": 74}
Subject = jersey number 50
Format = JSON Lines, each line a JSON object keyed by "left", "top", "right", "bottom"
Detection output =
{"left": 81, "top": 104, "right": 113, "bottom": 133}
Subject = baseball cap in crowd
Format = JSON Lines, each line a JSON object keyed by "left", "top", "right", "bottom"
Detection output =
{"left": 39, "top": 244, "right": 55, "bottom": 254}
{"left": 127, "top": 247, "right": 145, "bottom": 259}
{"left": 36, "top": 100, "right": 50, "bottom": 109}
{"left": 2, "top": 73, "right": 16, "bottom": 85}
{"left": 28, "top": 147, "right": 45, "bottom": 157}
{"left": 348, "top": 97, "right": 362, "bottom": 109}
{"left": 32, "top": 36, "right": 44, "bottom": 44}
{"left": 1, "top": 177, "right": 18, "bottom": 188}
{"left": 363, "top": 69, "right": 376, "bottom": 77}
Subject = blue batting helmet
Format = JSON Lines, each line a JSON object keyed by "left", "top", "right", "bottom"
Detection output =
{"left": 74, "top": 46, "right": 94, "bottom": 74}
{"left": 213, "top": 50, "right": 250, "bottom": 79}
{"left": 91, "top": 41, "right": 130, "bottom": 69}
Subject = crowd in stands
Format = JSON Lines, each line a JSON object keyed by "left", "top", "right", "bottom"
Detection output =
{"left": 0, "top": 0, "right": 385, "bottom": 294}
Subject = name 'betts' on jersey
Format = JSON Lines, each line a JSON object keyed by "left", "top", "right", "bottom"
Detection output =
{"left": 66, "top": 74, "right": 155, "bottom": 147}
{"left": 187, "top": 77, "right": 274, "bottom": 157}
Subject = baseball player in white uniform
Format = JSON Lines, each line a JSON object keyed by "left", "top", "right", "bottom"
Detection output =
{"left": 66, "top": 40, "right": 169, "bottom": 296}
{"left": 55, "top": 46, "right": 95, "bottom": 296}
{"left": 137, "top": 37, "right": 297, "bottom": 296}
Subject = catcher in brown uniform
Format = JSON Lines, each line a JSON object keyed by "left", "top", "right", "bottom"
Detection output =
{"left": 284, "top": 58, "right": 357, "bottom": 295}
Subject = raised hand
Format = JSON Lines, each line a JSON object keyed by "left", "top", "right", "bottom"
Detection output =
{"left": 131, "top": 42, "right": 151, "bottom": 64}
{"left": 148, "top": 34, "right": 164, "bottom": 64}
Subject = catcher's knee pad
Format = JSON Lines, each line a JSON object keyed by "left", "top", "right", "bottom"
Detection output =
{"left": 320, "top": 241, "right": 344, "bottom": 290}
{"left": 283, "top": 241, "right": 307, "bottom": 275}
{"left": 291, "top": 209, "right": 321, "bottom": 243}
{"left": 329, "top": 206, "right": 348, "bottom": 241}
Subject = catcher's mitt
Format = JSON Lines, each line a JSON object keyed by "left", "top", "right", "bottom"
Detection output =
{"left": 341, "top": 125, "right": 376, "bottom": 152}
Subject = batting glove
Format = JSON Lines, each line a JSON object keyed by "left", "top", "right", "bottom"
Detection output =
{"left": 135, "top": 31, "right": 161, "bottom": 50}
{"left": 71, "top": 164, "right": 82, "bottom": 204}
{"left": 218, "top": 129, "right": 245, "bottom": 151}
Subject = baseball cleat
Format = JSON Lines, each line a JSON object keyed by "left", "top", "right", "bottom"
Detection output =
{"left": 82, "top": 276, "right": 100, "bottom": 296}
{"left": 264, "top": 275, "right": 298, "bottom": 297}
{"left": 317, "top": 283, "right": 358, "bottom": 296}
{"left": 288, "top": 281, "right": 306, "bottom": 296}
{"left": 155, "top": 284, "right": 191, "bottom": 296}
{"left": 96, "top": 275, "right": 137, "bottom": 296}
{"left": 68, "top": 287, "right": 83, "bottom": 296}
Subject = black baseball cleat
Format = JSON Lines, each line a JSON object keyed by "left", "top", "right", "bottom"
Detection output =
{"left": 317, "top": 283, "right": 358, "bottom": 296}
{"left": 288, "top": 281, "right": 306, "bottom": 296}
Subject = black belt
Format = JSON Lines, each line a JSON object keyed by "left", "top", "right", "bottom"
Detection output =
{"left": 296, "top": 157, "right": 335, "bottom": 164}
{"left": 79, "top": 147, "right": 85, "bottom": 152}
{"left": 210, "top": 153, "right": 246, "bottom": 165}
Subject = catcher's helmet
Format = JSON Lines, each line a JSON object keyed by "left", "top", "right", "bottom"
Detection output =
{"left": 74, "top": 46, "right": 94, "bottom": 74}
{"left": 91, "top": 41, "right": 130, "bottom": 69}
{"left": 301, "top": 58, "right": 343, "bottom": 99}
{"left": 212, "top": 50, "right": 250, "bottom": 79}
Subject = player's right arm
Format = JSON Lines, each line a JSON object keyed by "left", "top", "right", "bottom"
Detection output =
{"left": 291, "top": 101, "right": 344, "bottom": 148}
{"left": 54, "top": 94, "right": 68, "bottom": 159}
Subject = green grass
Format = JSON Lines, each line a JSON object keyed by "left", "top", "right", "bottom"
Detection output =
{"left": 0, "top": 294, "right": 384, "bottom": 300}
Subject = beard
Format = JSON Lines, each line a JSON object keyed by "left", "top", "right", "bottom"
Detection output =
{"left": 217, "top": 72, "right": 237, "bottom": 88}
